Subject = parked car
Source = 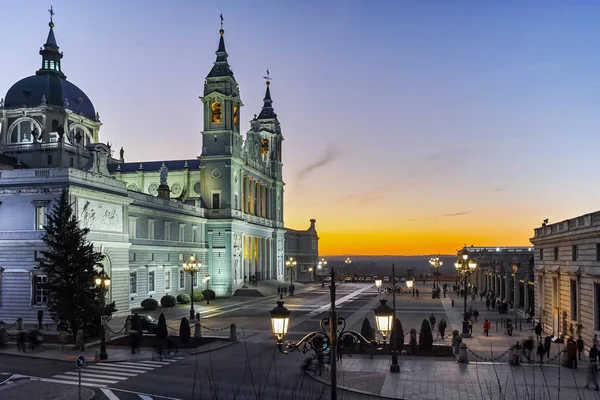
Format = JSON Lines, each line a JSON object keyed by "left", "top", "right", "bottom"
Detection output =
{"left": 324, "top": 276, "right": 332, "bottom": 282}
{"left": 365, "top": 276, "right": 372, "bottom": 282}
{"left": 400, "top": 277, "right": 407, "bottom": 282}
{"left": 126, "top": 314, "right": 158, "bottom": 334}
{"left": 352, "top": 276, "right": 358, "bottom": 282}
{"left": 344, "top": 276, "right": 353, "bottom": 282}
{"left": 358, "top": 276, "right": 365, "bottom": 282}
{"left": 383, "top": 276, "right": 390, "bottom": 283}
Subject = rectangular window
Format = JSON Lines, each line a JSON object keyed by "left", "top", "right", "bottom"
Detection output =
{"left": 539, "top": 248, "right": 544, "bottom": 261}
{"left": 164, "top": 222, "right": 171, "bottom": 241}
{"left": 129, "top": 217, "right": 137, "bottom": 239}
{"left": 234, "top": 194, "right": 238, "bottom": 210}
{"left": 572, "top": 245, "right": 578, "bottom": 261}
{"left": 192, "top": 226, "right": 197, "bottom": 243}
{"left": 212, "top": 193, "right": 220, "bottom": 209}
{"left": 165, "top": 269, "right": 171, "bottom": 291}
{"left": 597, "top": 244, "right": 600, "bottom": 261}
{"left": 148, "top": 270, "right": 155, "bottom": 292}
{"left": 35, "top": 205, "right": 47, "bottom": 230}
{"left": 570, "top": 279, "right": 578, "bottom": 321}
{"left": 129, "top": 271, "right": 137, "bottom": 295}
{"left": 179, "top": 270, "right": 185, "bottom": 289}
{"left": 47, "top": 154, "right": 52, "bottom": 166}
{"left": 33, "top": 274, "right": 48, "bottom": 305}
{"left": 554, "top": 247, "right": 559, "bottom": 261}
{"left": 193, "top": 273, "right": 198, "bottom": 288}
{"left": 69, "top": 157, "right": 74, "bottom": 167}
{"left": 148, "top": 220, "right": 155, "bottom": 240}
{"left": 179, "top": 224, "right": 185, "bottom": 242}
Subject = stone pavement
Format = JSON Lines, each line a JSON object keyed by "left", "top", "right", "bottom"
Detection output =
{"left": 0, "top": 379, "right": 94, "bottom": 400}
{"left": 312, "top": 355, "right": 600, "bottom": 400}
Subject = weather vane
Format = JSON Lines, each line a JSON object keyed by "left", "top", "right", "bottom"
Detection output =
{"left": 48, "top": 5, "right": 55, "bottom": 23}
{"left": 220, "top": 11, "right": 224, "bottom": 30}
{"left": 263, "top": 69, "right": 272, "bottom": 85}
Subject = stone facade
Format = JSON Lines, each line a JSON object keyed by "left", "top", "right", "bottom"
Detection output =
{"left": 463, "top": 246, "right": 534, "bottom": 316}
{"left": 0, "top": 17, "right": 317, "bottom": 324}
{"left": 284, "top": 219, "right": 319, "bottom": 283}
{"left": 531, "top": 213, "right": 600, "bottom": 348}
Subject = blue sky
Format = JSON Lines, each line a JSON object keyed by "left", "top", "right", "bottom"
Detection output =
{"left": 2, "top": 1, "right": 600, "bottom": 254}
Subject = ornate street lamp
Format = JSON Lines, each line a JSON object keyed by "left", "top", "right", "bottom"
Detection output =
{"left": 375, "top": 278, "right": 383, "bottom": 292}
{"left": 286, "top": 257, "right": 297, "bottom": 294}
{"left": 429, "top": 256, "right": 443, "bottom": 297}
{"left": 94, "top": 266, "right": 111, "bottom": 360}
{"left": 204, "top": 274, "right": 211, "bottom": 304}
{"left": 270, "top": 268, "right": 384, "bottom": 400}
{"left": 455, "top": 251, "right": 477, "bottom": 336}
{"left": 183, "top": 255, "right": 201, "bottom": 320}
{"left": 374, "top": 299, "right": 393, "bottom": 341}
{"left": 344, "top": 257, "right": 352, "bottom": 277}
{"left": 319, "top": 258, "right": 327, "bottom": 286}
{"left": 406, "top": 279, "right": 414, "bottom": 290}
{"left": 308, "top": 267, "right": 313, "bottom": 284}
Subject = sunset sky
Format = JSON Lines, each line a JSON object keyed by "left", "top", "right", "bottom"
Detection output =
{"left": 2, "top": 1, "right": 600, "bottom": 255}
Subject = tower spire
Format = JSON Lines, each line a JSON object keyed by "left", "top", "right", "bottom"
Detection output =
{"left": 38, "top": 5, "right": 65, "bottom": 78}
{"left": 258, "top": 69, "right": 276, "bottom": 119}
{"left": 206, "top": 12, "right": 235, "bottom": 80}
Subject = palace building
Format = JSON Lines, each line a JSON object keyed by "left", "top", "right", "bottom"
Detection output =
{"left": 0, "top": 14, "right": 318, "bottom": 324}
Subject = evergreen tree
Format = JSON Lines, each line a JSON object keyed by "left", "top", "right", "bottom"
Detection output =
{"left": 179, "top": 317, "right": 191, "bottom": 342}
{"left": 37, "top": 189, "right": 105, "bottom": 335}
{"left": 394, "top": 317, "right": 404, "bottom": 352}
{"left": 156, "top": 313, "right": 168, "bottom": 342}
{"left": 419, "top": 319, "right": 434, "bottom": 352}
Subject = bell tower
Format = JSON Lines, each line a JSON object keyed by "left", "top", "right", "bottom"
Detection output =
{"left": 200, "top": 22, "right": 243, "bottom": 158}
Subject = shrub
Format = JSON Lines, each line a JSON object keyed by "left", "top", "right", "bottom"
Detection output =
{"left": 202, "top": 289, "right": 215, "bottom": 301}
{"left": 193, "top": 292, "right": 204, "bottom": 302}
{"left": 160, "top": 295, "right": 176, "bottom": 308}
{"left": 177, "top": 294, "right": 191, "bottom": 304}
{"left": 179, "top": 317, "right": 191, "bottom": 343}
{"left": 419, "top": 319, "right": 433, "bottom": 352}
{"left": 141, "top": 298, "right": 158, "bottom": 311}
{"left": 394, "top": 318, "right": 404, "bottom": 352}
{"left": 360, "top": 318, "right": 374, "bottom": 341}
{"left": 156, "top": 313, "right": 168, "bottom": 342}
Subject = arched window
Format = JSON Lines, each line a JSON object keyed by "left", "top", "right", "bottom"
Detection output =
{"left": 69, "top": 125, "right": 90, "bottom": 146}
{"left": 44, "top": 60, "right": 48, "bottom": 69}
{"left": 51, "top": 120, "right": 59, "bottom": 133}
{"left": 49, "top": 61, "right": 55, "bottom": 70}
{"left": 9, "top": 119, "right": 35, "bottom": 144}
{"left": 211, "top": 102, "right": 222, "bottom": 123}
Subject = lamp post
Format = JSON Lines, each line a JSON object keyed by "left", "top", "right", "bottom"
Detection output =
{"left": 429, "top": 256, "right": 443, "bottom": 297}
{"left": 94, "top": 266, "right": 111, "bottom": 361}
{"left": 375, "top": 278, "right": 383, "bottom": 293}
{"left": 183, "top": 255, "right": 201, "bottom": 320}
{"left": 319, "top": 258, "right": 327, "bottom": 287}
{"left": 454, "top": 251, "right": 477, "bottom": 337}
{"left": 389, "top": 263, "right": 400, "bottom": 373}
{"left": 286, "top": 257, "right": 297, "bottom": 294}
{"left": 512, "top": 263, "right": 519, "bottom": 324}
{"left": 308, "top": 267, "right": 313, "bottom": 284}
{"left": 270, "top": 267, "right": 391, "bottom": 400}
{"left": 204, "top": 274, "right": 211, "bottom": 304}
{"left": 344, "top": 257, "right": 352, "bottom": 277}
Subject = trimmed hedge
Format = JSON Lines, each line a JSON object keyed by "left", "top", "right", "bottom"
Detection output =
{"left": 202, "top": 289, "right": 216, "bottom": 301}
{"left": 177, "top": 294, "right": 191, "bottom": 304}
{"left": 193, "top": 292, "right": 204, "bottom": 302}
{"left": 179, "top": 317, "right": 191, "bottom": 343}
{"left": 141, "top": 298, "right": 158, "bottom": 311}
{"left": 160, "top": 295, "right": 176, "bottom": 308}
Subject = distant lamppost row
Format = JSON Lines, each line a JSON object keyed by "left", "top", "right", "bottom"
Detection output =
{"left": 286, "top": 257, "right": 297, "bottom": 294}
{"left": 454, "top": 251, "right": 477, "bottom": 336}
{"left": 270, "top": 267, "right": 391, "bottom": 400}
{"left": 183, "top": 255, "right": 201, "bottom": 320}
{"left": 94, "top": 265, "right": 111, "bottom": 361}
{"left": 512, "top": 263, "right": 519, "bottom": 323}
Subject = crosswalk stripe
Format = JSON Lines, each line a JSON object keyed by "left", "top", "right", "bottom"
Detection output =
{"left": 161, "top": 358, "right": 178, "bottom": 362}
{"left": 85, "top": 364, "right": 148, "bottom": 374}
{"left": 140, "top": 360, "right": 171, "bottom": 365}
{"left": 64, "top": 371, "right": 129, "bottom": 380}
{"left": 139, "top": 395, "right": 153, "bottom": 400}
{"left": 174, "top": 356, "right": 184, "bottom": 360}
{"left": 114, "top": 362, "right": 156, "bottom": 370}
{"left": 52, "top": 374, "right": 118, "bottom": 384}
{"left": 40, "top": 378, "right": 106, "bottom": 388}
{"left": 84, "top": 366, "right": 139, "bottom": 376}
{"left": 100, "top": 388, "right": 120, "bottom": 400}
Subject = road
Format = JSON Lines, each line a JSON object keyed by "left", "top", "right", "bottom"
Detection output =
{"left": 0, "top": 282, "right": 447, "bottom": 399}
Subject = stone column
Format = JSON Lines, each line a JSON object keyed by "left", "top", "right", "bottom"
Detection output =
{"left": 241, "top": 174, "right": 245, "bottom": 213}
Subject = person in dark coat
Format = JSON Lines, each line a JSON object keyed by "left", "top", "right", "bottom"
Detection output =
{"left": 577, "top": 337, "right": 585, "bottom": 361}
{"left": 567, "top": 339, "right": 578, "bottom": 369}
{"left": 438, "top": 319, "right": 447, "bottom": 340}
{"left": 586, "top": 344, "right": 599, "bottom": 391}
{"left": 534, "top": 322, "right": 543, "bottom": 342}
{"left": 544, "top": 335, "right": 552, "bottom": 358}
{"left": 537, "top": 341, "right": 546, "bottom": 363}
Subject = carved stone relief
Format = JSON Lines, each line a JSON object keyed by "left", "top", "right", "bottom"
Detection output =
{"left": 78, "top": 199, "right": 123, "bottom": 232}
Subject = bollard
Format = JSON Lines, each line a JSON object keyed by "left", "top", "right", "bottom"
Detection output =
{"left": 194, "top": 322, "right": 202, "bottom": 339}
{"left": 17, "top": 317, "right": 23, "bottom": 331}
{"left": 451, "top": 330, "right": 459, "bottom": 352}
{"left": 105, "top": 327, "right": 111, "bottom": 342}
{"left": 125, "top": 319, "right": 131, "bottom": 335}
{"left": 196, "top": 312, "right": 201, "bottom": 323}
{"left": 457, "top": 343, "right": 468, "bottom": 363}
{"left": 229, "top": 323, "right": 237, "bottom": 341}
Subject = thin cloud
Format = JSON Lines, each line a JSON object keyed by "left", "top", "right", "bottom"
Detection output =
{"left": 492, "top": 187, "right": 506, "bottom": 192}
{"left": 442, "top": 211, "right": 470, "bottom": 217}
{"left": 296, "top": 146, "right": 340, "bottom": 183}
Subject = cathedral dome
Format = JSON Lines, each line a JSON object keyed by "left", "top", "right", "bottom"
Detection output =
{"left": 4, "top": 74, "right": 95, "bottom": 119}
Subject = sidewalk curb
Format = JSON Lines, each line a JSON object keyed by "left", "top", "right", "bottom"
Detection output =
{"left": 305, "top": 370, "right": 401, "bottom": 400}
{"left": 188, "top": 340, "right": 236, "bottom": 354}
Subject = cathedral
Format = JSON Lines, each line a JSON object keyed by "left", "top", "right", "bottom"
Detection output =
{"left": 0, "top": 13, "right": 318, "bottom": 323}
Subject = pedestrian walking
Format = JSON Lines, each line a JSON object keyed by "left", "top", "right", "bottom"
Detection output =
{"left": 17, "top": 331, "right": 26, "bottom": 352}
{"left": 522, "top": 337, "right": 534, "bottom": 363}
{"left": 534, "top": 322, "right": 543, "bottom": 342}
{"left": 537, "top": 341, "right": 545, "bottom": 363}
{"left": 468, "top": 318, "right": 473, "bottom": 334}
{"left": 586, "top": 344, "right": 599, "bottom": 391}
{"left": 483, "top": 319, "right": 490, "bottom": 337}
{"left": 473, "top": 309, "right": 479, "bottom": 323}
{"left": 577, "top": 336, "right": 585, "bottom": 361}
{"left": 429, "top": 314, "right": 436, "bottom": 331}
{"left": 438, "top": 319, "right": 447, "bottom": 340}
{"left": 544, "top": 335, "right": 552, "bottom": 358}
{"left": 416, "top": 289, "right": 419, "bottom": 298}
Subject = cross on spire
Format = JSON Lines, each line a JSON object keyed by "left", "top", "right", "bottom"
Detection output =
{"left": 263, "top": 69, "right": 272, "bottom": 86}
{"left": 48, "top": 5, "right": 55, "bottom": 23}
{"left": 220, "top": 11, "right": 224, "bottom": 30}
